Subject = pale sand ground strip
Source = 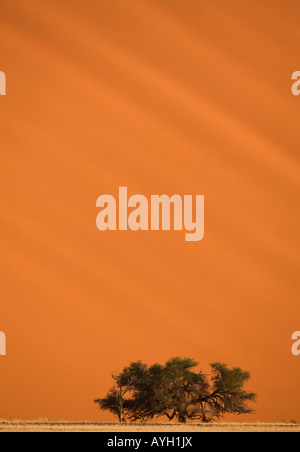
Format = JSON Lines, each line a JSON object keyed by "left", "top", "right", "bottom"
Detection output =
{"left": 0, "top": 422, "right": 299, "bottom": 432}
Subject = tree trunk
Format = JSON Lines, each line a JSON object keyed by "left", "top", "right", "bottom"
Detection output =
{"left": 178, "top": 413, "right": 187, "bottom": 424}
{"left": 118, "top": 397, "right": 123, "bottom": 424}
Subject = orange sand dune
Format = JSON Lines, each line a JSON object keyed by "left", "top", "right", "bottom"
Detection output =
{"left": 0, "top": 0, "right": 300, "bottom": 423}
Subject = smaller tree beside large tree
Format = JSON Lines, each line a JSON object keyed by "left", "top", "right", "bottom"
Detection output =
{"left": 95, "top": 357, "right": 256, "bottom": 423}
{"left": 94, "top": 361, "right": 148, "bottom": 423}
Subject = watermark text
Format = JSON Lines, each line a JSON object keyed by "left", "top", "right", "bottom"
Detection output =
{"left": 0, "top": 331, "right": 6, "bottom": 356}
{"left": 96, "top": 187, "right": 204, "bottom": 242}
{"left": 0, "top": 71, "right": 6, "bottom": 96}
{"left": 292, "top": 331, "right": 300, "bottom": 356}
{"left": 291, "top": 71, "right": 300, "bottom": 96}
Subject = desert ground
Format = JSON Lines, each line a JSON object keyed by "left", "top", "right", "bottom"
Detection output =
{"left": 0, "top": 422, "right": 299, "bottom": 432}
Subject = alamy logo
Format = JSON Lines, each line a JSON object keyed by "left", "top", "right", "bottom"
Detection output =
{"left": 292, "top": 331, "right": 300, "bottom": 356}
{"left": 0, "top": 71, "right": 6, "bottom": 96}
{"left": 0, "top": 331, "right": 6, "bottom": 356}
{"left": 292, "top": 71, "right": 300, "bottom": 96}
{"left": 96, "top": 187, "right": 204, "bottom": 242}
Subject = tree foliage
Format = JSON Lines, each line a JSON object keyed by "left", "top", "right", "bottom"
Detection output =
{"left": 94, "top": 357, "right": 256, "bottom": 423}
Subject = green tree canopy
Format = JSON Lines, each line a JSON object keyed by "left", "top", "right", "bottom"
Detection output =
{"left": 95, "top": 357, "right": 256, "bottom": 423}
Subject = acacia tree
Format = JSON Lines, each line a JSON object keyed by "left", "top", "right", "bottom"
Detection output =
{"left": 128, "top": 358, "right": 211, "bottom": 423}
{"left": 95, "top": 357, "right": 256, "bottom": 423}
{"left": 207, "top": 363, "right": 256, "bottom": 420}
{"left": 94, "top": 361, "right": 147, "bottom": 423}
